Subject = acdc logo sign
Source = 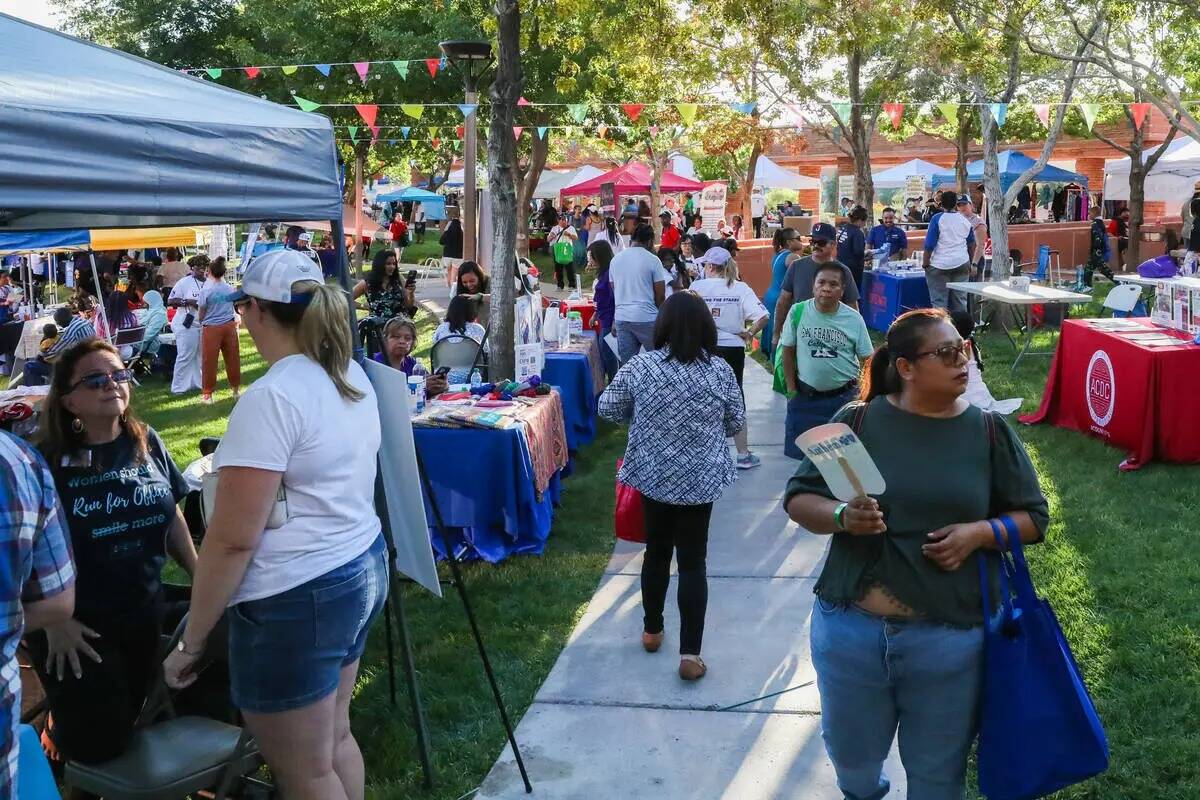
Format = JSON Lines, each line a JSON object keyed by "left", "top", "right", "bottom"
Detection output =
{"left": 1086, "top": 350, "right": 1115, "bottom": 427}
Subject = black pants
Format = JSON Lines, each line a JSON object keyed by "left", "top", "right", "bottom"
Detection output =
{"left": 641, "top": 497, "right": 714, "bottom": 656}
{"left": 554, "top": 260, "right": 577, "bottom": 291}
{"left": 1084, "top": 248, "right": 1113, "bottom": 285}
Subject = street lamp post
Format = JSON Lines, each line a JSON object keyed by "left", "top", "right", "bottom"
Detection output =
{"left": 440, "top": 40, "right": 494, "bottom": 265}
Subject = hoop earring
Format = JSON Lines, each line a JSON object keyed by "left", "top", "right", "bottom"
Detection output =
{"left": 71, "top": 418, "right": 84, "bottom": 433}
{"left": 120, "top": 412, "right": 127, "bottom": 424}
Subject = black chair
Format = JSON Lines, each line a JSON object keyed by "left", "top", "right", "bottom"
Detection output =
{"left": 431, "top": 335, "right": 487, "bottom": 380}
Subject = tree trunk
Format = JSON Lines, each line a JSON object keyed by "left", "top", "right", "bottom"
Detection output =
{"left": 486, "top": 0, "right": 521, "bottom": 380}
{"left": 649, "top": 145, "right": 666, "bottom": 238}
{"left": 1127, "top": 163, "right": 1145, "bottom": 269}
{"left": 846, "top": 49, "right": 875, "bottom": 211}
{"left": 980, "top": 109, "right": 1011, "bottom": 278}
{"left": 514, "top": 119, "right": 550, "bottom": 258}
{"left": 741, "top": 139, "right": 762, "bottom": 231}
{"left": 955, "top": 115, "right": 970, "bottom": 194}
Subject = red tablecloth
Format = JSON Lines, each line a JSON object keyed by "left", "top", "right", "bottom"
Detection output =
{"left": 541, "top": 297, "right": 599, "bottom": 331}
{"left": 1021, "top": 319, "right": 1200, "bottom": 470}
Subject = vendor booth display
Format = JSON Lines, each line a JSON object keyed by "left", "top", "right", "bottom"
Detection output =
{"left": 948, "top": 280, "right": 1093, "bottom": 371}
{"left": 932, "top": 151, "right": 1088, "bottom": 195}
{"left": 559, "top": 161, "right": 704, "bottom": 199}
{"left": 861, "top": 268, "right": 932, "bottom": 332}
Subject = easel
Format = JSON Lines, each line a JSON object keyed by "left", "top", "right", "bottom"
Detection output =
{"left": 332, "top": 218, "right": 532, "bottom": 794}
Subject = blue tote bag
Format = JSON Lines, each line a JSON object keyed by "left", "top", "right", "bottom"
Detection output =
{"left": 977, "top": 516, "right": 1109, "bottom": 800}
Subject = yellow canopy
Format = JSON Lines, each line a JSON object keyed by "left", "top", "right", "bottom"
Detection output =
{"left": 88, "top": 226, "right": 202, "bottom": 251}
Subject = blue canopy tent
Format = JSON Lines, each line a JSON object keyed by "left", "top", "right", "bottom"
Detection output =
{"left": 375, "top": 186, "right": 447, "bottom": 222}
{"left": 931, "top": 151, "right": 1088, "bottom": 194}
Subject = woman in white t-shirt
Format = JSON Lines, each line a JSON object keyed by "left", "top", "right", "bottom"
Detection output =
{"left": 690, "top": 247, "right": 769, "bottom": 470}
{"left": 589, "top": 216, "right": 625, "bottom": 254}
{"left": 163, "top": 249, "right": 386, "bottom": 800}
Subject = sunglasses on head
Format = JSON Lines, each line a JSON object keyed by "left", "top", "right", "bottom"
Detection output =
{"left": 70, "top": 368, "right": 133, "bottom": 393}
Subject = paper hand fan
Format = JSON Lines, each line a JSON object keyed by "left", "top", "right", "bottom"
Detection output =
{"left": 795, "top": 423, "right": 886, "bottom": 501}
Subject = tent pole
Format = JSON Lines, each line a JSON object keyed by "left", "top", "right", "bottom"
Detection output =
{"left": 354, "top": 153, "right": 365, "bottom": 277}
{"left": 89, "top": 253, "right": 111, "bottom": 343}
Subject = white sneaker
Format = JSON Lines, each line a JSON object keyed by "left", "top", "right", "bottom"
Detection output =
{"left": 736, "top": 453, "right": 762, "bottom": 470}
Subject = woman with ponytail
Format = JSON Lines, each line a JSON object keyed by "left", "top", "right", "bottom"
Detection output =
{"left": 782, "top": 308, "right": 1050, "bottom": 800}
{"left": 164, "top": 250, "right": 387, "bottom": 800}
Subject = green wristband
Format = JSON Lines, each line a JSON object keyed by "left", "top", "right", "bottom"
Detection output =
{"left": 833, "top": 502, "right": 848, "bottom": 531}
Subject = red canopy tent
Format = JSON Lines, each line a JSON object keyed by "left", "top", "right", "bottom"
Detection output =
{"left": 559, "top": 162, "right": 703, "bottom": 199}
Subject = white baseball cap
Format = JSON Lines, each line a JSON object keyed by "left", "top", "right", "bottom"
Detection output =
{"left": 228, "top": 248, "right": 324, "bottom": 304}
{"left": 695, "top": 247, "right": 731, "bottom": 267}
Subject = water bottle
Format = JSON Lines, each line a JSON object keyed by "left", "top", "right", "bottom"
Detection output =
{"left": 470, "top": 368, "right": 482, "bottom": 388}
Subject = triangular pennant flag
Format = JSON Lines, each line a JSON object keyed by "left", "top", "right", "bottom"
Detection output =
{"left": 883, "top": 102, "right": 905, "bottom": 129}
{"left": 429, "top": 127, "right": 440, "bottom": 139}
{"left": 244, "top": 66, "right": 260, "bottom": 79}
{"left": 937, "top": 102, "right": 958, "bottom": 125}
{"left": 517, "top": 96, "right": 531, "bottom": 107}
{"left": 354, "top": 104, "right": 379, "bottom": 127}
{"left": 596, "top": 123, "right": 608, "bottom": 139}
{"left": 431, "top": 138, "right": 441, "bottom": 148}
{"left": 990, "top": 102, "right": 1008, "bottom": 127}
{"left": 563, "top": 126, "right": 574, "bottom": 138}
{"left": 370, "top": 125, "right": 381, "bottom": 141}
{"left": 455, "top": 125, "right": 465, "bottom": 139}
{"left": 314, "top": 64, "right": 331, "bottom": 77}
{"left": 621, "top": 103, "right": 645, "bottom": 122}
{"left": 353, "top": 62, "right": 369, "bottom": 83}
{"left": 1129, "top": 102, "right": 1150, "bottom": 130}
{"left": 1079, "top": 102, "right": 1100, "bottom": 131}
{"left": 347, "top": 125, "right": 360, "bottom": 142}
{"left": 676, "top": 102, "right": 698, "bottom": 125}
{"left": 388, "top": 138, "right": 398, "bottom": 145}
{"left": 832, "top": 103, "right": 851, "bottom": 125}
{"left": 1033, "top": 103, "right": 1051, "bottom": 127}
{"left": 730, "top": 101, "right": 756, "bottom": 115}
{"left": 537, "top": 126, "right": 549, "bottom": 139}
{"left": 401, "top": 104, "right": 425, "bottom": 120}
{"left": 649, "top": 125, "right": 659, "bottom": 136}
{"left": 568, "top": 103, "right": 588, "bottom": 123}
{"left": 392, "top": 61, "right": 409, "bottom": 79}
{"left": 281, "top": 65, "right": 298, "bottom": 75}
{"left": 294, "top": 96, "right": 321, "bottom": 113}
{"left": 425, "top": 58, "right": 440, "bottom": 78}
{"left": 401, "top": 127, "right": 411, "bottom": 139}
{"left": 205, "top": 68, "right": 222, "bottom": 79}
{"left": 457, "top": 103, "right": 477, "bottom": 118}
{"left": 513, "top": 126, "right": 524, "bottom": 140}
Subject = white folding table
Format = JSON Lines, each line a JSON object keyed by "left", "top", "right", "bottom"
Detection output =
{"left": 946, "top": 281, "right": 1093, "bottom": 371}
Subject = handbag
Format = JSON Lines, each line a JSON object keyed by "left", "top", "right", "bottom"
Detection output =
{"left": 551, "top": 230, "right": 575, "bottom": 265}
{"left": 976, "top": 515, "right": 1109, "bottom": 800}
{"left": 613, "top": 458, "right": 645, "bottom": 543}
{"left": 771, "top": 300, "right": 806, "bottom": 396}
{"left": 193, "top": 453, "right": 289, "bottom": 530}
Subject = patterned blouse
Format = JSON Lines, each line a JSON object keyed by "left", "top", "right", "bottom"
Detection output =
{"left": 598, "top": 348, "right": 745, "bottom": 505}
{"left": 366, "top": 280, "right": 414, "bottom": 320}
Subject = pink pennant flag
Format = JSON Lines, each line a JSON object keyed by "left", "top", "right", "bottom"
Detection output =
{"left": 456, "top": 125, "right": 465, "bottom": 139}
{"left": 596, "top": 123, "right": 609, "bottom": 139}
{"left": 353, "top": 62, "right": 370, "bottom": 84}
{"left": 649, "top": 125, "right": 659, "bottom": 136}
{"left": 425, "top": 58, "right": 440, "bottom": 78}
{"left": 354, "top": 104, "right": 379, "bottom": 127}
{"left": 517, "top": 96, "right": 531, "bottom": 107}
{"left": 513, "top": 126, "right": 524, "bottom": 140}
{"left": 1129, "top": 102, "right": 1150, "bottom": 130}
{"left": 621, "top": 103, "right": 645, "bottom": 123}
{"left": 883, "top": 102, "right": 905, "bottom": 129}
{"left": 370, "top": 125, "right": 381, "bottom": 141}
{"left": 244, "top": 66, "right": 260, "bottom": 79}
{"left": 431, "top": 137, "right": 441, "bottom": 148}
{"left": 1034, "top": 104, "right": 1051, "bottom": 127}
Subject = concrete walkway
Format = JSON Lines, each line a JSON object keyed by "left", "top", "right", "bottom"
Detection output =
{"left": 478, "top": 359, "right": 903, "bottom": 799}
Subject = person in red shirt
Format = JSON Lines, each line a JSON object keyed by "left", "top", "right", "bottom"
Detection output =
{"left": 659, "top": 211, "right": 682, "bottom": 251}
{"left": 389, "top": 216, "right": 409, "bottom": 260}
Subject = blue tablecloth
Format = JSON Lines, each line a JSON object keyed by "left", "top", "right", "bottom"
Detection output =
{"left": 862, "top": 270, "right": 931, "bottom": 332}
{"left": 414, "top": 426, "right": 563, "bottom": 563}
{"left": 542, "top": 336, "right": 599, "bottom": 451}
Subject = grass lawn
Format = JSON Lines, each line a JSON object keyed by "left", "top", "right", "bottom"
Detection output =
{"left": 133, "top": 280, "right": 1200, "bottom": 798}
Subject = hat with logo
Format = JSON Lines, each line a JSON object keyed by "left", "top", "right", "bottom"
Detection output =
{"left": 695, "top": 247, "right": 732, "bottom": 267}
{"left": 227, "top": 248, "right": 323, "bottom": 305}
{"left": 956, "top": 194, "right": 971, "bottom": 205}
{"left": 810, "top": 222, "right": 837, "bottom": 241}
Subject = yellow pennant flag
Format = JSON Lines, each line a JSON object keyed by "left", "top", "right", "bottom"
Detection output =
{"left": 401, "top": 104, "right": 425, "bottom": 120}
{"left": 676, "top": 103, "right": 698, "bottom": 125}
{"left": 937, "top": 103, "right": 958, "bottom": 125}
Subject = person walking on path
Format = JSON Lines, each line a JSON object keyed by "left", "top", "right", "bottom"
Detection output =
{"left": 1083, "top": 206, "right": 1114, "bottom": 288}
{"left": 439, "top": 214, "right": 464, "bottom": 289}
{"left": 922, "top": 193, "right": 975, "bottom": 312}
{"left": 771, "top": 222, "right": 859, "bottom": 347}
{"left": 783, "top": 308, "right": 1049, "bottom": 800}
{"left": 779, "top": 263, "right": 872, "bottom": 459}
{"left": 609, "top": 224, "right": 666, "bottom": 364}
{"left": 690, "top": 247, "right": 767, "bottom": 470}
{"left": 598, "top": 292, "right": 745, "bottom": 682}
{"left": 761, "top": 227, "right": 801, "bottom": 358}
{"left": 836, "top": 205, "right": 870, "bottom": 291}
{"left": 198, "top": 258, "right": 241, "bottom": 404}
{"left": 167, "top": 254, "right": 208, "bottom": 395}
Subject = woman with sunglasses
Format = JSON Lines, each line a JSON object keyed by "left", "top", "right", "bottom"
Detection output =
{"left": 164, "top": 250, "right": 386, "bottom": 800}
{"left": 783, "top": 308, "right": 1049, "bottom": 800}
{"left": 30, "top": 339, "right": 197, "bottom": 767}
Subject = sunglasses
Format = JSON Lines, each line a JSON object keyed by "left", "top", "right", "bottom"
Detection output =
{"left": 70, "top": 368, "right": 133, "bottom": 393}
{"left": 233, "top": 297, "right": 254, "bottom": 314}
{"left": 912, "top": 340, "right": 972, "bottom": 367}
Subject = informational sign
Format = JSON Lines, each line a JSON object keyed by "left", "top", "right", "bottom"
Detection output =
{"left": 699, "top": 181, "right": 728, "bottom": 238}
{"left": 795, "top": 423, "right": 886, "bottom": 501}
{"left": 362, "top": 359, "right": 442, "bottom": 597}
{"left": 904, "top": 174, "right": 927, "bottom": 204}
{"left": 514, "top": 290, "right": 545, "bottom": 381}
{"left": 599, "top": 182, "right": 616, "bottom": 218}
{"left": 837, "top": 174, "right": 856, "bottom": 207}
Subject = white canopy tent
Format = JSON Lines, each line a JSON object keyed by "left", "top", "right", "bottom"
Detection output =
{"left": 871, "top": 158, "right": 948, "bottom": 189}
{"left": 669, "top": 154, "right": 819, "bottom": 190}
{"left": 533, "top": 166, "right": 604, "bottom": 199}
{"left": 1103, "top": 136, "right": 1200, "bottom": 204}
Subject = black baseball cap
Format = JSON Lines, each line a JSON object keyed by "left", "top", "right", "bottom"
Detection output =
{"left": 810, "top": 222, "right": 836, "bottom": 241}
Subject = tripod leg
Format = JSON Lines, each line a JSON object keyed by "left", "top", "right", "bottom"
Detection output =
{"left": 392, "top": 576, "right": 435, "bottom": 789}
{"left": 414, "top": 446, "right": 533, "bottom": 793}
{"left": 383, "top": 585, "right": 398, "bottom": 706}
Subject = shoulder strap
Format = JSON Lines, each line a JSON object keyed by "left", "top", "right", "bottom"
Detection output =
{"left": 983, "top": 409, "right": 998, "bottom": 448}
{"left": 848, "top": 401, "right": 869, "bottom": 434}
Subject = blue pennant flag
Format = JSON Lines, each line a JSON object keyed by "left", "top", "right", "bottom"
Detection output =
{"left": 401, "top": 127, "right": 411, "bottom": 139}
{"left": 388, "top": 139, "right": 398, "bottom": 145}
{"left": 439, "top": 56, "right": 447, "bottom": 69}
{"left": 537, "top": 126, "right": 549, "bottom": 139}
{"left": 990, "top": 102, "right": 1008, "bottom": 127}
{"left": 729, "top": 101, "right": 756, "bottom": 115}
{"left": 314, "top": 63, "right": 331, "bottom": 77}
{"left": 457, "top": 103, "right": 477, "bottom": 118}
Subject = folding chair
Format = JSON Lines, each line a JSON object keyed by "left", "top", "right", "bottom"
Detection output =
{"left": 1102, "top": 283, "right": 1145, "bottom": 317}
{"left": 417, "top": 257, "right": 446, "bottom": 281}
{"left": 431, "top": 335, "right": 487, "bottom": 381}
{"left": 1015, "top": 245, "right": 1060, "bottom": 283}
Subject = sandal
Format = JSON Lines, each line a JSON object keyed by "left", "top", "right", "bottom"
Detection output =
{"left": 679, "top": 655, "right": 707, "bottom": 681}
{"left": 642, "top": 631, "right": 664, "bottom": 653}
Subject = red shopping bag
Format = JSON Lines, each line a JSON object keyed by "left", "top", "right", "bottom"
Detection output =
{"left": 614, "top": 459, "right": 646, "bottom": 543}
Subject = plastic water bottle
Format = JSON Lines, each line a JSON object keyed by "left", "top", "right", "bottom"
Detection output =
{"left": 470, "top": 368, "right": 482, "bottom": 388}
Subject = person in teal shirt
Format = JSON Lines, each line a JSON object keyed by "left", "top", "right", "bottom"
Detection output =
{"left": 779, "top": 262, "right": 873, "bottom": 458}
{"left": 761, "top": 227, "right": 801, "bottom": 358}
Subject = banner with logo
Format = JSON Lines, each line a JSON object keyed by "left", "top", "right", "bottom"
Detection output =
{"left": 699, "top": 182, "right": 727, "bottom": 238}
{"left": 904, "top": 174, "right": 927, "bottom": 204}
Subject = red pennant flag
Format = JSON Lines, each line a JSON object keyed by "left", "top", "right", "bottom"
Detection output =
{"left": 431, "top": 137, "right": 441, "bottom": 148}
{"left": 244, "top": 66, "right": 260, "bottom": 79}
{"left": 883, "top": 102, "right": 905, "bottom": 129}
{"left": 354, "top": 104, "right": 379, "bottom": 127}
{"left": 621, "top": 103, "right": 645, "bottom": 123}
{"left": 456, "top": 125, "right": 465, "bottom": 139}
{"left": 1033, "top": 104, "right": 1051, "bottom": 127}
{"left": 1129, "top": 102, "right": 1150, "bottom": 130}
{"left": 425, "top": 58, "right": 440, "bottom": 78}
{"left": 517, "top": 96, "right": 531, "bottom": 107}
{"left": 513, "top": 126, "right": 524, "bottom": 140}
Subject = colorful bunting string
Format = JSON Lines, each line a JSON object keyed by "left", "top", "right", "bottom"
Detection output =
{"left": 1034, "top": 104, "right": 1051, "bottom": 127}
{"left": 457, "top": 103, "right": 477, "bottom": 118}
{"left": 832, "top": 103, "right": 851, "bottom": 126}
{"left": 513, "top": 126, "right": 524, "bottom": 140}
{"left": 676, "top": 103, "right": 698, "bottom": 125}
{"left": 883, "top": 102, "right": 905, "bottom": 129}
{"left": 425, "top": 58, "right": 439, "bottom": 78}
{"left": 244, "top": 66, "right": 260, "bottom": 79}
{"left": 622, "top": 103, "right": 645, "bottom": 123}
{"left": 1078, "top": 102, "right": 1100, "bottom": 131}
{"left": 314, "top": 64, "right": 331, "bottom": 77}
{"left": 281, "top": 65, "right": 298, "bottom": 76}
{"left": 989, "top": 102, "right": 1008, "bottom": 127}
{"left": 393, "top": 61, "right": 409, "bottom": 79}
{"left": 937, "top": 102, "right": 958, "bottom": 125}
{"left": 1129, "top": 102, "right": 1150, "bottom": 130}
{"left": 294, "top": 96, "right": 321, "bottom": 113}
{"left": 354, "top": 104, "right": 378, "bottom": 126}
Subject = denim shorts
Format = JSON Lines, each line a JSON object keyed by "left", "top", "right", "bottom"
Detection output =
{"left": 228, "top": 535, "right": 388, "bottom": 713}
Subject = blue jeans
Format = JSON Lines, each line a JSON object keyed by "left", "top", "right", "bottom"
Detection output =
{"left": 784, "top": 386, "right": 857, "bottom": 459}
{"left": 810, "top": 598, "right": 984, "bottom": 800}
{"left": 614, "top": 320, "right": 656, "bottom": 365}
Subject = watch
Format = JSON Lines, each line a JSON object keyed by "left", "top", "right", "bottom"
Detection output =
{"left": 833, "top": 502, "right": 849, "bottom": 531}
{"left": 176, "top": 638, "right": 203, "bottom": 657}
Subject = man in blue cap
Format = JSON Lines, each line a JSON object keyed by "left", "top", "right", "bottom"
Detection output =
{"left": 867, "top": 207, "right": 908, "bottom": 262}
{"left": 771, "top": 222, "right": 859, "bottom": 347}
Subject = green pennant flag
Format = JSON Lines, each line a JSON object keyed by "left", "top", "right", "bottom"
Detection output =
{"left": 392, "top": 61, "right": 409, "bottom": 80}
{"left": 429, "top": 126, "right": 440, "bottom": 139}
{"left": 676, "top": 103, "right": 698, "bottom": 125}
{"left": 294, "top": 96, "right": 321, "bottom": 113}
{"left": 205, "top": 68, "right": 223, "bottom": 80}
{"left": 567, "top": 103, "right": 588, "bottom": 123}
{"left": 1079, "top": 102, "right": 1100, "bottom": 131}
{"left": 281, "top": 65, "right": 298, "bottom": 75}
{"left": 401, "top": 104, "right": 424, "bottom": 120}
{"left": 348, "top": 125, "right": 359, "bottom": 142}
{"left": 937, "top": 102, "right": 958, "bottom": 125}
{"left": 832, "top": 103, "right": 851, "bottom": 125}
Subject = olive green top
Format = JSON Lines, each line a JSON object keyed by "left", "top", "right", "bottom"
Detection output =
{"left": 784, "top": 397, "right": 1049, "bottom": 627}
